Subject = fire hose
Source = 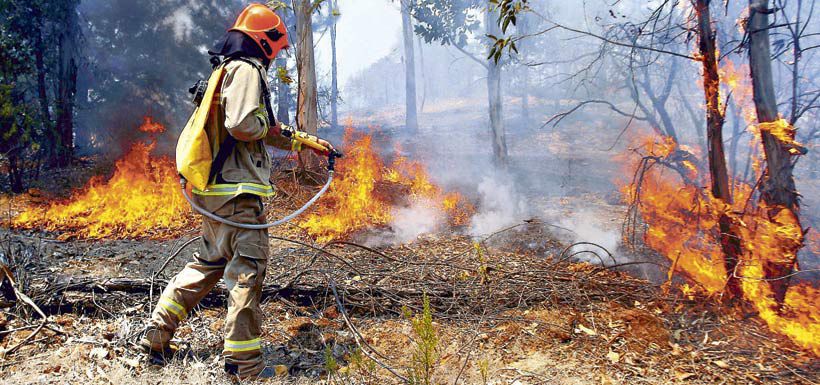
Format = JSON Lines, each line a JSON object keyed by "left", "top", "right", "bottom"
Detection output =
{"left": 181, "top": 149, "right": 342, "bottom": 230}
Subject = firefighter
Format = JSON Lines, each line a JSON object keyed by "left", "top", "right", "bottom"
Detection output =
{"left": 140, "top": 4, "right": 334, "bottom": 379}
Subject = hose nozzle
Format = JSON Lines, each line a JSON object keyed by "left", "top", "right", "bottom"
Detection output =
{"left": 328, "top": 150, "right": 343, "bottom": 171}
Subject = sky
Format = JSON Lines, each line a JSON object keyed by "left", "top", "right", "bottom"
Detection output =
{"left": 314, "top": 0, "right": 402, "bottom": 88}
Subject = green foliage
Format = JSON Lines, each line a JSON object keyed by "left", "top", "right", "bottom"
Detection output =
{"left": 276, "top": 66, "right": 294, "bottom": 85}
{"left": 490, "top": 0, "right": 527, "bottom": 33}
{"left": 324, "top": 345, "right": 339, "bottom": 376}
{"left": 349, "top": 347, "right": 378, "bottom": 384}
{"left": 410, "top": 0, "right": 483, "bottom": 47}
{"left": 0, "top": 0, "right": 83, "bottom": 189}
{"left": 478, "top": 357, "right": 490, "bottom": 385}
{"left": 408, "top": 293, "right": 439, "bottom": 385}
{"left": 487, "top": 0, "right": 529, "bottom": 64}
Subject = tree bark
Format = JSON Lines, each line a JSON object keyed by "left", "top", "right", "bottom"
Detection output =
{"left": 55, "top": 4, "right": 79, "bottom": 167}
{"left": 401, "top": 0, "right": 419, "bottom": 133}
{"left": 295, "top": 0, "right": 319, "bottom": 136}
{"left": 695, "top": 0, "right": 741, "bottom": 297}
{"left": 748, "top": 0, "right": 804, "bottom": 303}
{"left": 329, "top": 0, "right": 339, "bottom": 131}
{"left": 485, "top": 8, "right": 508, "bottom": 165}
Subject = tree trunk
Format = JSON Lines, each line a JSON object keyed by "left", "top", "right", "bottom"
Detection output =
{"left": 8, "top": 155, "right": 24, "bottom": 194}
{"left": 295, "top": 0, "right": 318, "bottom": 136}
{"left": 34, "top": 33, "right": 51, "bottom": 129}
{"left": 401, "top": 0, "right": 419, "bottom": 133}
{"left": 329, "top": 0, "right": 339, "bottom": 131}
{"left": 748, "top": 0, "right": 804, "bottom": 303}
{"left": 519, "top": 13, "right": 530, "bottom": 127}
{"left": 275, "top": 56, "right": 291, "bottom": 125}
{"left": 34, "top": 31, "right": 53, "bottom": 165}
{"left": 485, "top": 8, "right": 507, "bottom": 165}
{"left": 695, "top": 0, "right": 740, "bottom": 297}
{"left": 55, "top": 4, "right": 79, "bottom": 167}
{"left": 727, "top": 102, "right": 743, "bottom": 193}
{"left": 417, "top": 35, "right": 427, "bottom": 113}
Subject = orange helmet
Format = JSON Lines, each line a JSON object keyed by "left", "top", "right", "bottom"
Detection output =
{"left": 230, "top": 4, "right": 289, "bottom": 60}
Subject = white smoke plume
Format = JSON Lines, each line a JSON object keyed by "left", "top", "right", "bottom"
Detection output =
{"left": 468, "top": 175, "right": 529, "bottom": 237}
{"left": 365, "top": 200, "right": 444, "bottom": 247}
{"left": 558, "top": 210, "right": 621, "bottom": 265}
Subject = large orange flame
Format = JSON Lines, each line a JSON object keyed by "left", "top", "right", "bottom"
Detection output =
{"left": 13, "top": 118, "right": 193, "bottom": 239}
{"left": 300, "top": 128, "right": 473, "bottom": 243}
{"left": 620, "top": 134, "right": 818, "bottom": 355}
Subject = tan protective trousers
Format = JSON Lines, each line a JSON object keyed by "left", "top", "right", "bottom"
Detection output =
{"left": 146, "top": 195, "right": 269, "bottom": 377}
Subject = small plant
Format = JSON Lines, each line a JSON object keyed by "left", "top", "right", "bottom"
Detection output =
{"left": 324, "top": 345, "right": 339, "bottom": 380}
{"left": 349, "top": 347, "right": 377, "bottom": 385}
{"left": 478, "top": 358, "right": 490, "bottom": 385}
{"left": 408, "top": 293, "right": 439, "bottom": 385}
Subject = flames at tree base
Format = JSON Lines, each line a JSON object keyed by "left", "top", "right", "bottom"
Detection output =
{"left": 621, "top": 135, "right": 818, "bottom": 356}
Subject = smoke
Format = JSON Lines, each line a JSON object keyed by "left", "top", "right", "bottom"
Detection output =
{"left": 557, "top": 210, "right": 621, "bottom": 265}
{"left": 365, "top": 200, "right": 444, "bottom": 247}
{"left": 468, "top": 174, "right": 529, "bottom": 237}
{"left": 162, "top": 8, "right": 196, "bottom": 42}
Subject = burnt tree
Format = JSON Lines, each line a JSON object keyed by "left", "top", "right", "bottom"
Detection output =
{"left": 694, "top": 0, "right": 742, "bottom": 298}
{"left": 747, "top": 0, "right": 804, "bottom": 303}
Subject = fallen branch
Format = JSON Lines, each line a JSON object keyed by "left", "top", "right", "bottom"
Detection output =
{"left": 1, "top": 263, "right": 49, "bottom": 358}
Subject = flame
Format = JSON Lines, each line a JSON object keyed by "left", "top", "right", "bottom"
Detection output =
{"left": 620, "top": 134, "right": 818, "bottom": 355}
{"left": 758, "top": 119, "right": 805, "bottom": 155}
{"left": 719, "top": 59, "right": 759, "bottom": 133}
{"left": 622, "top": 136, "right": 728, "bottom": 294}
{"left": 13, "top": 118, "right": 193, "bottom": 239}
{"left": 138, "top": 116, "right": 165, "bottom": 134}
{"left": 300, "top": 128, "right": 473, "bottom": 242}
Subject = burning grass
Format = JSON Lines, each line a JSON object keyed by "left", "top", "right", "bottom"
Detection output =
{"left": 11, "top": 124, "right": 473, "bottom": 243}
{"left": 12, "top": 118, "right": 194, "bottom": 240}
{"left": 300, "top": 128, "right": 474, "bottom": 242}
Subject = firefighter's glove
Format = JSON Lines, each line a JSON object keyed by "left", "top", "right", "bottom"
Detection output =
{"left": 279, "top": 124, "right": 302, "bottom": 152}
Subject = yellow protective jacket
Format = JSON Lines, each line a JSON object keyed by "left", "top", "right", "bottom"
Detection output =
{"left": 192, "top": 57, "right": 290, "bottom": 211}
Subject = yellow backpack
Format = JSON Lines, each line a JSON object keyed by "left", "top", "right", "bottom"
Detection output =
{"left": 176, "top": 65, "right": 226, "bottom": 191}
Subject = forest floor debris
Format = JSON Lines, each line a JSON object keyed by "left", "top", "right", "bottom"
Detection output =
{"left": 0, "top": 213, "right": 817, "bottom": 384}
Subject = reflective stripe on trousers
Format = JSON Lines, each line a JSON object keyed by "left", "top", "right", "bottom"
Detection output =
{"left": 224, "top": 338, "right": 262, "bottom": 352}
{"left": 158, "top": 297, "right": 187, "bottom": 320}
